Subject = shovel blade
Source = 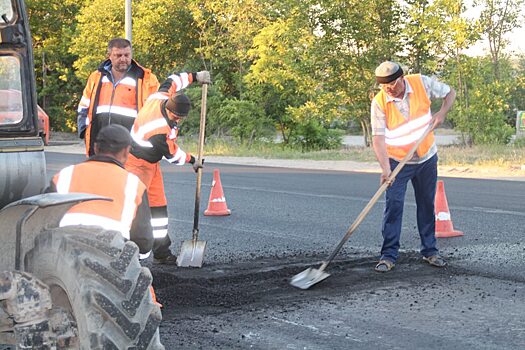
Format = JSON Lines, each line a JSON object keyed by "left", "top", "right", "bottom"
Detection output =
{"left": 290, "top": 267, "right": 330, "bottom": 290}
{"left": 177, "top": 240, "right": 207, "bottom": 267}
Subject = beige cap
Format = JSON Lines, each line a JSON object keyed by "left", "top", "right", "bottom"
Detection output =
{"left": 375, "top": 61, "right": 404, "bottom": 84}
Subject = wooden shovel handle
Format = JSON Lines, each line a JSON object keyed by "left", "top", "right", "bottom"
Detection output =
{"left": 193, "top": 83, "right": 208, "bottom": 236}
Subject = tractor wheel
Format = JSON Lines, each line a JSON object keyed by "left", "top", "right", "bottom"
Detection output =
{"left": 24, "top": 226, "right": 164, "bottom": 349}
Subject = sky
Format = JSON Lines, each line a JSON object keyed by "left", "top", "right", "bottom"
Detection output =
{"left": 465, "top": 25, "right": 525, "bottom": 57}
{"left": 463, "top": 3, "right": 525, "bottom": 57}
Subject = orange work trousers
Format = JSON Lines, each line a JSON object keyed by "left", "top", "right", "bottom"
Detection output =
{"left": 125, "top": 154, "right": 167, "bottom": 207}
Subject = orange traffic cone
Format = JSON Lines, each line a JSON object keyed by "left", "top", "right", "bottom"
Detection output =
{"left": 204, "top": 169, "right": 231, "bottom": 216}
{"left": 434, "top": 180, "right": 463, "bottom": 238}
{"left": 149, "top": 286, "right": 162, "bottom": 308}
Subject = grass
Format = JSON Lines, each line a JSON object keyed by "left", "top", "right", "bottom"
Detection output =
{"left": 438, "top": 144, "right": 525, "bottom": 168}
{"left": 179, "top": 137, "right": 525, "bottom": 168}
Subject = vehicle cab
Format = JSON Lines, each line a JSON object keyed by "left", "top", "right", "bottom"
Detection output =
{"left": 0, "top": 0, "right": 46, "bottom": 208}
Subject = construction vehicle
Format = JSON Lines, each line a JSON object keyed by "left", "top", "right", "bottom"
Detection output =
{"left": 0, "top": 0, "right": 163, "bottom": 348}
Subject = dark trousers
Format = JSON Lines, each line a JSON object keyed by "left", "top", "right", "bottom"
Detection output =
{"left": 380, "top": 154, "right": 439, "bottom": 263}
{"left": 150, "top": 206, "right": 173, "bottom": 259}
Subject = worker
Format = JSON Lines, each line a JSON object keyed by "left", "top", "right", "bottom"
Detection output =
{"left": 77, "top": 38, "right": 160, "bottom": 157}
{"left": 125, "top": 71, "right": 211, "bottom": 264}
{"left": 371, "top": 61, "right": 456, "bottom": 272}
{"left": 48, "top": 124, "right": 154, "bottom": 256}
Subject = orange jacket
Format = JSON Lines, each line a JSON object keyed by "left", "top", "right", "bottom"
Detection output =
{"left": 374, "top": 74, "right": 435, "bottom": 160}
{"left": 52, "top": 159, "right": 150, "bottom": 245}
{"left": 130, "top": 92, "right": 192, "bottom": 165}
{"left": 77, "top": 60, "right": 160, "bottom": 157}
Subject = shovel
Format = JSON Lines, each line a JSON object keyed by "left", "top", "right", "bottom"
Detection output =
{"left": 177, "top": 84, "right": 209, "bottom": 267}
{"left": 290, "top": 125, "right": 434, "bottom": 289}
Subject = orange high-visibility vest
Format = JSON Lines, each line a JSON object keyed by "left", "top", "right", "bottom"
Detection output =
{"left": 130, "top": 92, "right": 191, "bottom": 165}
{"left": 78, "top": 61, "right": 159, "bottom": 157}
{"left": 52, "top": 161, "right": 147, "bottom": 239}
{"left": 374, "top": 74, "right": 435, "bottom": 160}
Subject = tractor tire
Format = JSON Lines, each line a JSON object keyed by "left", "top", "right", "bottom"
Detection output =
{"left": 24, "top": 226, "right": 164, "bottom": 350}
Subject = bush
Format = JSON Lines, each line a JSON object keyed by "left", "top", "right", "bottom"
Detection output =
{"left": 450, "top": 81, "right": 514, "bottom": 145}
{"left": 288, "top": 118, "right": 343, "bottom": 152}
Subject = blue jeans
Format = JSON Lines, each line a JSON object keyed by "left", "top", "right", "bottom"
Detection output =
{"left": 380, "top": 154, "right": 439, "bottom": 263}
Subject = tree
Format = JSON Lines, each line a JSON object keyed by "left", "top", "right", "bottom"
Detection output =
{"left": 246, "top": 12, "right": 317, "bottom": 143}
{"left": 27, "top": 0, "right": 83, "bottom": 131}
{"left": 309, "top": 0, "right": 403, "bottom": 145}
{"left": 474, "top": 0, "right": 525, "bottom": 80}
{"left": 132, "top": 0, "right": 200, "bottom": 78}
{"left": 445, "top": 56, "right": 515, "bottom": 144}
{"left": 188, "top": 0, "right": 271, "bottom": 99}
{"left": 70, "top": 0, "right": 124, "bottom": 81}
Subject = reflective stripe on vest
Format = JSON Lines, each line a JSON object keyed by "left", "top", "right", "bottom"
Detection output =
{"left": 167, "top": 73, "right": 191, "bottom": 91}
{"left": 374, "top": 74, "right": 435, "bottom": 159}
{"left": 53, "top": 162, "right": 145, "bottom": 238}
{"left": 95, "top": 75, "right": 138, "bottom": 119}
{"left": 59, "top": 213, "right": 131, "bottom": 239}
{"left": 131, "top": 94, "right": 188, "bottom": 165}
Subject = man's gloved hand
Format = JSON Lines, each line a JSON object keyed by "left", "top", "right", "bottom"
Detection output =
{"left": 196, "top": 71, "right": 211, "bottom": 84}
{"left": 189, "top": 155, "right": 205, "bottom": 173}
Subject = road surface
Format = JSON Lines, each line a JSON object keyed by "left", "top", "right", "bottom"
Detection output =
{"left": 45, "top": 150, "right": 525, "bottom": 350}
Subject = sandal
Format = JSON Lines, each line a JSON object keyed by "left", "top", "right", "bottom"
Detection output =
{"left": 423, "top": 255, "right": 447, "bottom": 267}
{"left": 374, "top": 259, "right": 395, "bottom": 272}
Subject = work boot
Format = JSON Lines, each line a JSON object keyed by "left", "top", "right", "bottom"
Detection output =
{"left": 153, "top": 252, "right": 178, "bottom": 265}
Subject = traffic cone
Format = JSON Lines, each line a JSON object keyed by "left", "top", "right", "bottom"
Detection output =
{"left": 204, "top": 169, "right": 231, "bottom": 216}
{"left": 149, "top": 286, "right": 162, "bottom": 308}
{"left": 434, "top": 180, "right": 463, "bottom": 238}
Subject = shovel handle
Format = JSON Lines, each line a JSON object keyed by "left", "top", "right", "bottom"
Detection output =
{"left": 321, "top": 125, "right": 434, "bottom": 267}
{"left": 193, "top": 84, "right": 208, "bottom": 234}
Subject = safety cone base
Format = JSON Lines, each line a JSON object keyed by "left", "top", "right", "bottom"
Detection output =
{"left": 204, "top": 208, "right": 231, "bottom": 216}
{"left": 436, "top": 230, "right": 463, "bottom": 238}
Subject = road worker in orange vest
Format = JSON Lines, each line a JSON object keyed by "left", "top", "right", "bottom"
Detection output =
{"left": 48, "top": 124, "right": 154, "bottom": 257}
{"left": 125, "top": 72, "right": 210, "bottom": 264}
{"left": 77, "top": 38, "right": 160, "bottom": 157}
{"left": 371, "top": 61, "right": 456, "bottom": 273}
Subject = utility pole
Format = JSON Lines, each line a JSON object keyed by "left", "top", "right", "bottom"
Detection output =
{"left": 125, "top": 0, "right": 132, "bottom": 42}
{"left": 42, "top": 50, "right": 46, "bottom": 110}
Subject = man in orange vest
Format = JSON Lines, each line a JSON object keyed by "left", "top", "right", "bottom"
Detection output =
{"left": 48, "top": 124, "right": 154, "bottom": 257}
{"left": 371, "top": 61, "right": 456, "bottom": 272}
{"left": 126, "top": 73, "right": 210, "bottom": 264}
{"left": 77, "top": 38, "right": 159, "bottom": 157}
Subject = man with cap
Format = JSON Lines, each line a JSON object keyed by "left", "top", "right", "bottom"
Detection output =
{"left": 126, "top": 75, "right": 209, "bottom": 264}
{"left": 48, "top": 124, "right": 154, "bottom": 256}
{"left": 371, "top": 61, "right": 456, "bottom": 272}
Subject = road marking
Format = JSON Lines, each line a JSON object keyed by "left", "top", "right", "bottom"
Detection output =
{"left": 269, "top": 316, "right": 363, "bottom": 342}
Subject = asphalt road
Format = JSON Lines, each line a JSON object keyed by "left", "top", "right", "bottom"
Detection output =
{"left": 45, "top": 151, "right": 525, "bottom": 350}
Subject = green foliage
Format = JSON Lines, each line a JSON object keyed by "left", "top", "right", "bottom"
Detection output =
{"left": 474, "top": 0, "right": 525, "bottom": 80}
{"left": 287, "top": 106, "right": 344, "bottom": 151}
{"left": 27, "top": 0, "right": 83, "bottom": 131}
{"left": 133, "top": 0, "right": 200, "bottom": 77}
{"left": 452, "top": 80, "right": 514, "bottom": 144}
{"left": 512, "top": 136, "right": 525, "bottom": 147}
{"left": 70, "top": 0, "right": 125, "bottom": 80}
{"left": 246, "top": 14, "right": 317, "bottom": 143}
{"left": 25, "top": 0, "right": 525, "bottom": 150}
{"left": 215, "top": 98, "right": 275, "bottom": 144}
